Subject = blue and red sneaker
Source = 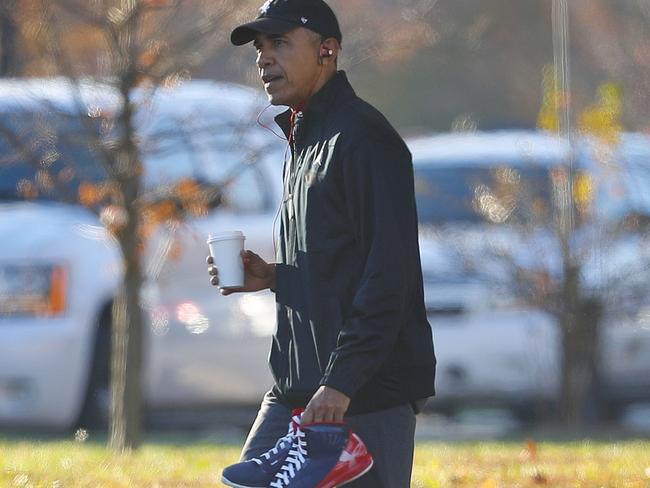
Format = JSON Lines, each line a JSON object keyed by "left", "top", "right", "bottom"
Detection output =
{"left": 268, "top": 423, "right": 374, "bottom": 488}
{"left": 221, "top": 409, "right": 304, "bottom": 488}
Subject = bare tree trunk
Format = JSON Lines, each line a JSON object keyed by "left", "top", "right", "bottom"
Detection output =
{"left": 109, "top": 180, "right": 144, "bottom": 451}
{"left": 559, "top": 265, "right": 602, "bottom": 426}
{"left": 551, "top": 0, "right": 602, "bottom": 427}
{"left": 109, "top": 82, "right": 145, "bottom": 450}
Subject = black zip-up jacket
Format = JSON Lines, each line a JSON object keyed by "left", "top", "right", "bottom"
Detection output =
{"left": 271, "top": 71, "right": 436, "bottom": 415}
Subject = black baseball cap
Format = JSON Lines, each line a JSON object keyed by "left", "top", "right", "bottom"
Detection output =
{"left": 231, "top": 0, "right": 342, "bottom": 46}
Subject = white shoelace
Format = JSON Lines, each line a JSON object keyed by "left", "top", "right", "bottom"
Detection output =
{"left": 250, "top": 433, "right": 293, "bottom": 466}
{"left": 251, "top": 412, "right": 302, "bottom": 466}
{"left": 269, "top": 429, "right": 308, "bottom": 487}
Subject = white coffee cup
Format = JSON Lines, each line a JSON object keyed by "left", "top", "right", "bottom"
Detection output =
{"left": 207, "top": 230, "right": 246, "bottom": 289}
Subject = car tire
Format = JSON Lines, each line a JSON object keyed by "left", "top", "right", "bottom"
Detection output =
{"left": 75, "top": 304, "right": 112, "bottom": 431}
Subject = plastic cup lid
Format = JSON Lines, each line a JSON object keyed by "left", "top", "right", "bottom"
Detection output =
{"left": 207, "top": 230, "right": 245, "bottom": 243}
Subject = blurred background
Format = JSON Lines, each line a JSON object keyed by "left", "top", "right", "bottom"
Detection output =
{"left": 0, "top": 0, "right": 649, "bottom": 446}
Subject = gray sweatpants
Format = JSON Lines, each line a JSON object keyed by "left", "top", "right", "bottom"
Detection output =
{"left": 240, "top": 390, "right": 417, "bottom": 488}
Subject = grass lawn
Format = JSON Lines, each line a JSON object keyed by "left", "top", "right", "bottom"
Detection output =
{"left": 1, "top": 435, "right": 649, "bottom": 487}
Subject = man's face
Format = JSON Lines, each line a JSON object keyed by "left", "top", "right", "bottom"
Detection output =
{"left": 254, "top": 28, "right": 321, "bottom": 108}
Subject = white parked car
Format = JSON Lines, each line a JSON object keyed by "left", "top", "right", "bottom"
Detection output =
{"left": 0, "top": 78, "right": 284, "bottom": 430}
{"left": 410, "top": 130, "right": 650, "bottom": 416}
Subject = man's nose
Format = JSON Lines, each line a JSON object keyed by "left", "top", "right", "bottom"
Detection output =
{"left": 256, "top": 49, "right": 273, "bottom": 69}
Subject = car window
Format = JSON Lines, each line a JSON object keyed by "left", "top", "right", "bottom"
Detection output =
{"left": 0, "top": 110, "right": 106, "bottom": 202}
{"left": 0, "top": 107, "right": 271, "bottom": 213}
{"left": 414, "top": 163, "right": 553, "bottom": 225}
{"left": 415, "top": 145, "right": 650, "bottom": 229}
{"left": 141, "top": 114, "right": 271, "bottom": 214}
{"left": 141, "top": 114, "right": 242, "bottom": 187}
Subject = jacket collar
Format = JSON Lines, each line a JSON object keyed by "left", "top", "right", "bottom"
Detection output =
{"left": 274, "top": 70, "right": 355, "bottom": 140}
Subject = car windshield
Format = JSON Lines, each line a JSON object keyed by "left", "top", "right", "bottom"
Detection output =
{"left": 139, "top": 113, "right": 252, "bottom": 189}
{"left": 414, "top": 163, "right": 553, "bottom": 225}
{"left": 0, "top": 110, "right": 106, "bottom": 202}
{"left": 0, "top": 107, "right": 266, "bottom": 204}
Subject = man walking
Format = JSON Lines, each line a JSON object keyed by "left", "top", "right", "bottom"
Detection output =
{"left": 208, "top": 0, "right": 436, "bottom": 485}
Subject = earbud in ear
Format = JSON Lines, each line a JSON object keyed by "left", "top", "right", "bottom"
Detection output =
{"left": 320, "top": 46, "right": 333, "bottom": 58}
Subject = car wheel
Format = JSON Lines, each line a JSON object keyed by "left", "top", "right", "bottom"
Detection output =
{"left": 75, "top": 305, "right": 112, "bottom": 430}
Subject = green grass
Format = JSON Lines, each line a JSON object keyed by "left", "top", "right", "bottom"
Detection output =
{"left": 1, "top": 436, "right": 649, "bottom": 487}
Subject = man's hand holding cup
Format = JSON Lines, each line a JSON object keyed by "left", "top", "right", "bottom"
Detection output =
{"left": 206, "top": 236, "right": 276, "bottom": 296}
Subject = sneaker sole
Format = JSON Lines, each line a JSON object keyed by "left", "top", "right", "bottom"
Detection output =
{"left": 221, "top": 475, "right": 266, "bottom": 488}
{"left": 330, "top": 458, "right": 375, "bottom": 488}
{"left": 223, "top": 456, "right": 375, "bottom": 488}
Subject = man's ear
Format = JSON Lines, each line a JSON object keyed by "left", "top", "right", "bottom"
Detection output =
{"left": 319, "top": 37, "right": 340, "bottom": 65}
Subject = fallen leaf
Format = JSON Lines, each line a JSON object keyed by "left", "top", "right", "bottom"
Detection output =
{"left": 479, "top": 479, "right": 498, "bottom": 488}
{"left": 532, "top": 469, "right": 548, "bottom": 484}
{"left": 520, "top": 438, "right": 538, "bottom": 461}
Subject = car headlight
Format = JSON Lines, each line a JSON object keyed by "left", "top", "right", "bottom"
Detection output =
{"left": 0, "top": 264, "right": 67, "bottom": 317}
